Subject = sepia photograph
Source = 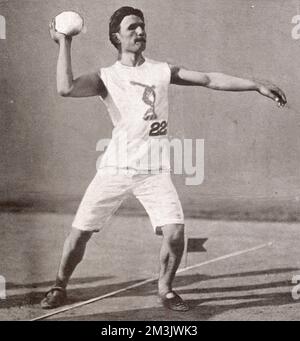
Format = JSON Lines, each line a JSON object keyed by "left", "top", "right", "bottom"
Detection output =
{"left": 0, "top": 0, "right": 299, "bottom": 322}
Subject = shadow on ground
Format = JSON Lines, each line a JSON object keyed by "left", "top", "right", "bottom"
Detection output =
{"left": 5, "top": 276, "right": 113, "bottom": 290}
{"left": 52, "top": 291, "right": 298, "bottom": 321}
{"left": 1, "top": 267, "right": 299, "bottom": 320}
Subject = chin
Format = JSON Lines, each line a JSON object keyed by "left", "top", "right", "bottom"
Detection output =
{"left": 125, "top": 43, "right": 146, "bottom": 54}
{"left": 128, "top": 47, "right": 145, "bottom": 54}
{"left": 132, "top": 42, "right": 146, "bottom": 53}
{"left": 138, "top": 44, "right": 146, "bottom": 53}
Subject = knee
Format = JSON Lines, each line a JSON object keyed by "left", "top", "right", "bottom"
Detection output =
{"left": 67, "top": 228, "right": 92, "bottom": 248}
{"left": 163, "top": 224, "right": 185, "bottom": 248}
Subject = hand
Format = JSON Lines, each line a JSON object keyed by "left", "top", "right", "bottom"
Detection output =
{"left": 49, "top": 19, "right": 72, "bottom": 44}
{"left": 257, "top": 81, "right": 287, "bottom": 108}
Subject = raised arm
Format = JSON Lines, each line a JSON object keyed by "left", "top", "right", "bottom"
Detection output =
{"left": 49, "top": 21, "right": 107, "bottom": 98}
{"left": 170, "top": 65, "right": 287, "bottom": 107}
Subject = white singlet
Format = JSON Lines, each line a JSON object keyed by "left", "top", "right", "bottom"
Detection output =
{"left": 98, "top": 58, "right": 171, "bottom": 173}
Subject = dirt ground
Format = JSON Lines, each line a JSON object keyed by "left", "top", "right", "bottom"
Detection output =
{"left": 0, "top": 212, "right": 300, "bottom": 321}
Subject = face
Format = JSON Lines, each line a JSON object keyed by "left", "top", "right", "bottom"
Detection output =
{"left": 116, "top": 15, "right": 147, "bottom": 53}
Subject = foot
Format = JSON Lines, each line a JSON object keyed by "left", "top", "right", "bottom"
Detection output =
{"left": 40, "top": 287, "right": 67, "bottom": 309}
{"left": 159, "top": 291, "right": 189, "bottom": 312}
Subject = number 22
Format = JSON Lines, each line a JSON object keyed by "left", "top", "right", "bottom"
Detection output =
{"left": 149, "top": 120, "right": 168, "bottom": 136}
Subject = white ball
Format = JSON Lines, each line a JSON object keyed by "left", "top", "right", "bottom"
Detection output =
{"left": 54, "top": 11, "right": 84, "bottom": 36}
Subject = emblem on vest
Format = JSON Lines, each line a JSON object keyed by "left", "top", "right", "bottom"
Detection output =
{"left": 130, "top": 81, "right": 157, "bottom": 121}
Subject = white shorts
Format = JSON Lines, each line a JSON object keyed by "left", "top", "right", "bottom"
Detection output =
{"left": 72, "top": 169, "right": 184, "bottom": 234}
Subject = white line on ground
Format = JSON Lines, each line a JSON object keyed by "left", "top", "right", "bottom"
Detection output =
{"left": 30, "top": 241, "right": 273, "bottom": 321}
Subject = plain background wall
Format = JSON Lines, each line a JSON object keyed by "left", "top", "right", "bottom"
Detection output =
{"left": 1, "top": 0, "right": 300, "bottom": 219}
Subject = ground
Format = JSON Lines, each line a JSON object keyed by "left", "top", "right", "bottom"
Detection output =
{"left": 0, "top": 212, "right": 300, "bottom": 321}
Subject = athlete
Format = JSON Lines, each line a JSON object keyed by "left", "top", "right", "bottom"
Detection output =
{"left": 41, "top": 6, "right": 286, "bottom": 311}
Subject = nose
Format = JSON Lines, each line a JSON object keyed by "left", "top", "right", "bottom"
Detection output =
{"left": 136, "top": 26, "right": 144, "bottom": 36}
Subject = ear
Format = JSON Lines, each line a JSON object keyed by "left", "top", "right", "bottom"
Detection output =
{"left": 112, "top": 32, "right": 120, "bottom": 45}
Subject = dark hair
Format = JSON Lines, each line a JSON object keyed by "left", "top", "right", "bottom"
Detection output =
{"left": 109, "top": 6, "right": 145, "bottom": 49}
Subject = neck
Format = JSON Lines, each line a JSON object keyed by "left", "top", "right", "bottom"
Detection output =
{"left": 117, "top": 51, "right": 145, "bottom": 67}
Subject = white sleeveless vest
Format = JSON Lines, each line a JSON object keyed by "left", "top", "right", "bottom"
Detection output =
{"left": 98, "top": 58, "right": 171, "bottom": 172}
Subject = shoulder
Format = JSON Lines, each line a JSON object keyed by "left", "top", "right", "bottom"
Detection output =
{"left": 145, "top": 58, "right": 171, "bottom": 80}
{"left": 99, "top": 62, "right": 118, "bottom": 74}
{"left": 145, "top": 58, "right": 169, "bottom": 68}
{"left": 98, "top": 63, "right": 119, "bottom": 85}
{"left": 147, "top": 59, "right": 171, "bottom": 85}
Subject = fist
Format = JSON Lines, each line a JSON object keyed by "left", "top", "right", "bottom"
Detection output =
{"left": 49, "top": 20, "right": 71, "bottom": 44}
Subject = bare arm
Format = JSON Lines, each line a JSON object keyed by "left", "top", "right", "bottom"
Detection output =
{"left": 50, "top": 21, "right": 107, "bottom": 98}
{"left": 170, "top": 65, "right": 287, "bottom": 107}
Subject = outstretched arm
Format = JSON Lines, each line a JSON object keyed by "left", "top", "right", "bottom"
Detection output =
{"left": 170, "top": 65, "right": 287, "bottom": 107}
{"left": 49, "top": 21, "right": 107, "bottom": 98}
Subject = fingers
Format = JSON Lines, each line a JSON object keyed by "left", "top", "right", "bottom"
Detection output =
{"left": 49, "top": 18, "right": 56, "bottom": 31}
{"left": 278, "top": 88, "right": 287, "bottom": 103}
{"left": 49, "top": 19, "right": 56, "bottom": 41}
{"left": 273, "top": 87, "right": 287, "bottom": 103}
{"left": 49, "top": 19, "right": 70, "bottom": 44}
{"left": 263, "top": 83, "right": 286, "bottom": 107}
{"left": 271, "top": 88, "right": 287, "bottom": 107}
{"left": 259, "top": 81, "right": 287, "bottom": 108}
{"left": 49, "top": 19, "right": 54, "bottom": 32}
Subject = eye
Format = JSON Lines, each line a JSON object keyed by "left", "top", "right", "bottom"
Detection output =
{"left": 128, "top": 23, "right": 145, "bottom": 31}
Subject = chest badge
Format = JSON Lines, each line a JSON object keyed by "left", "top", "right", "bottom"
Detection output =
{"left": 130, "top": 81, "right": 157, "bottom": 121}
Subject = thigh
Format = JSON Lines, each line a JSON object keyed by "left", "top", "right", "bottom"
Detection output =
{"left": 72, "top": 170, "right": 131, "bottom": 233}
{"left": 133, "top": 174, "right": 184, "bottom": 235}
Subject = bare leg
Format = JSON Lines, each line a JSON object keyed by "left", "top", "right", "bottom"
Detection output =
{"left": 55, "top": 228, "right": 93, "bottom": 289}
{"left": 158, "top": 224, "right": 185, "bottom": 295}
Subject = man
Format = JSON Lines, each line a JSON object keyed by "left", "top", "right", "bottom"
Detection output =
{"left": 42, "top": 6, "right": 286, "bottom": 311}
